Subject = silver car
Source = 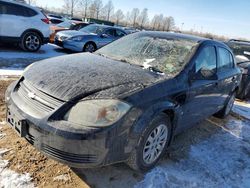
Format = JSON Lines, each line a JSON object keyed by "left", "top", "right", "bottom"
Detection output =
{"left": 55, "top": 24, "right": 127, "bottom": 52}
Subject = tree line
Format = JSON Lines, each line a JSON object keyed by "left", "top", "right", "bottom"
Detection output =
{"left": 60, "top": 0, "right": 175, "bottom": 31}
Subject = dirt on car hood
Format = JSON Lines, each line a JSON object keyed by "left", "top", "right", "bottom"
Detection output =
{"left": 23, "top": 53, "right": 163, "bottom": 101}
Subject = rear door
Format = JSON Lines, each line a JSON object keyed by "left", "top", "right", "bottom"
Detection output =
{"left": 177, "top": 44, "right": 220, "bottom": 132}
{"left": 217, "top": 46, "right": 239, "bottom": 105}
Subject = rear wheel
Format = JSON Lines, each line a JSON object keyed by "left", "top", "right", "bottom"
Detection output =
{"left": 126, "top": 113, "right": 171, "bottom": 172}
{"left": 20, "top": 32, "right": 42, "bottom": 52}
{"left": 214, "top": 92, "right": 235, "bottom": 118}
{"left": 83, "top": 42, "right": 96, "bottom": 53}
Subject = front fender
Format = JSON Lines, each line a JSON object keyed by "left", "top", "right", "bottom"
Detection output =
{"left": 130, "top": 101, "right": 180, "bottom": 140}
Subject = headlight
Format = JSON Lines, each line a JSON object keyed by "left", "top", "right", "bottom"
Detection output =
{"left": 64, "top": 99, "right": 131, "bottom": 127}
{"left": 70, "top": 36, "right": 84, "bottom": 41}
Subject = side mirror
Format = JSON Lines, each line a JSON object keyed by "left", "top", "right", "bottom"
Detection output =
{"left": 100, "top": 34, "right": 108, "bottom": 38}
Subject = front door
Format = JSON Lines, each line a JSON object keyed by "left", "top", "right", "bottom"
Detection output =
{"left": 177, "top": 45, "right": 219, "bottom": 133}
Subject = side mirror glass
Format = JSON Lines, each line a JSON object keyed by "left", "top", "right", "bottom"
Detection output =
{"left": 189, "top": 68, "right": 217, "bottom": 82}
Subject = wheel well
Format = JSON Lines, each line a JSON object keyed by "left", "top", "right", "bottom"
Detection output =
{"left": 162, "top": 109, "right": 175, "bottom": 124}
{"left": 21, "top": 29, "right": 44, "bottom": 41}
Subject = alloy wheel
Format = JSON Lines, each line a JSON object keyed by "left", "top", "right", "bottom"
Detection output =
{"left": 143, "top": 124, "right": 168, "bottom": 165}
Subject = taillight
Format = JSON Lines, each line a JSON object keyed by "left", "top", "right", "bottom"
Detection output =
{"left": 41, "top": 18, "right": 50, "bottom": 24}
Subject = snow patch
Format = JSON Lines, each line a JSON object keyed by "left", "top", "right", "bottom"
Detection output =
{"left": 0, "top": 44, "right": 65, "bottom": 59}
{"left": 233, "top": 100, "right": 250, "bottom": 120}
{"left": 53, "top": 174, "right": 70, "bottom": 182}
{"left": 0, "top": 148, "right": 34, "bottom": 187}
{"left": 135, "top": 118, "right": 250, "bottom": 188}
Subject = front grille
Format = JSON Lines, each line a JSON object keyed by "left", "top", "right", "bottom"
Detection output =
{"left": 41, "top": 144, "right": 97, "bottom": 164}
{"left": 15, "top": 79, "right": 64, "bottom": 117}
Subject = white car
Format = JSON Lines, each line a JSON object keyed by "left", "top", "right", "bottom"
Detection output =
{"left": 0, "top": 0, "right": 50, "bottom": 52}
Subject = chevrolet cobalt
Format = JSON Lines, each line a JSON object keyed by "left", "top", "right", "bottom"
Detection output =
{"left": 6, "top": 32, "right": 241, "bottom": 171}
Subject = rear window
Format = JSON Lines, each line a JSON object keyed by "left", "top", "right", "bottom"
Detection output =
{"left": 0, "top": 2, "right": 37, "bottom": 17}
{"left": 218, "top": 47, "right": 234, "bottom": 71}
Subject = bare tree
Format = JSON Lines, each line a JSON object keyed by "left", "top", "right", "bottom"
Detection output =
{"left": 138, "top": 8, "right": 148, "bottom": 29}
{"left": 130, "top": 8, "right": 140, "bottom": 27}
{"left": 162, "top": 16, "right": 175, "bottom": 31}
{"left": 114, "top": 9, "right": 124, "bottom": 25}
{"left": 63, "top": 0, "right": 79, "bottom": 17}
{"left": 89, "top": 0, "right": 103, "bottom": 19}
{"left": 103, "top": 0, "right": 114, "bottom": 21}
{"left": 79, "top": 0, "right": 92, "bottom": 18}
{"left": 25, "top": 0, "right": 36, "bottom": 5}
{"left": 151, "top": 15, "right": 158, "bottom": 30}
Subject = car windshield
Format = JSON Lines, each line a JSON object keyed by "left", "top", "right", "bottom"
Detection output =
{"left": 79, "top": 25, "right": 105, "bottom": 34}
{"left": 96, "top": 33, "right": 198, "bottom": 76}
{"left": 57, "top": 21, "right": 73, "bottom": 28}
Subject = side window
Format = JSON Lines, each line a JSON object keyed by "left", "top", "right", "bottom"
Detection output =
{"left": 2, "top": 3, "right": 37, "bottom": 17}
{"left": 218, "top": 47, "right": 234, "bottom": 71}
{"left": 105, "top": 29, "right": 115, "bottom": 37}
{"left": 115, "top": 29, "right": 126, "bottom": 37}
{"left": 195, "top": 46, "right": 217, "bottom": 78}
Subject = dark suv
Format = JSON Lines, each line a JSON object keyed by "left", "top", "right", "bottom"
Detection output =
{"left": 5, "top": 32, "right": 241, "bottom": 172}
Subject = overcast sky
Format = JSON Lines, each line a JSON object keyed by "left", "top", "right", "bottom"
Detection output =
{"left": 35, "top": 0, "right": 250, "bottom": 39}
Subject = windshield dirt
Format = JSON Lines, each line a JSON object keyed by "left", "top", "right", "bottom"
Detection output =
{"left": 96, "top": 34, "right": 198, "bottom": 76}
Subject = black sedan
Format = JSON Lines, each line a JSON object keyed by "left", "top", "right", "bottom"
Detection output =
{"left": 227, "top": 39, "right": 250, "bottom": 99}
{"left": 5, "top": 32, "right": 241, "bottom": 172}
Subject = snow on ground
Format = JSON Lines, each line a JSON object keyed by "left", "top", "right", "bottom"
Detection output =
{"left": 0, "top": 44, "right": 68, "bottom": 76}
{"left": 136, "top": 117, "right": 250, "bottom": 188}
{"left": 0, "top": 44, "right": 65, "bottom": 60}
{"left": 233, "top": 100, "right": 250, "bottom": 120}
{"left": 0, "top": 123, "right": 34, "bottom": 188}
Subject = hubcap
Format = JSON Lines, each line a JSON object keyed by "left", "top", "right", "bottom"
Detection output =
{"left": 25, "top": 35, "right": 40, "bottom": 51}
{"left": 85, "top": 44, "right": 95, "bottom": 52}
{"left": 225, "top": 94, "right": 235, "bottom": 115}
{"left": 143, "top": 124, "right": 168, "bottom": 165}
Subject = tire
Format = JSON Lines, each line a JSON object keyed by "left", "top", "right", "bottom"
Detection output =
{"left": 214, "top": 92, "right": 236, "bottom": 119}
{"left": 20, "top": 32, "right": 42, "bottom": 52}
{"left": 83, "top": 42, "right": 96, "bottom": 53}
{"left": 126, "top": 113, "right": 172, "bottom": 172}
{"left": 237, "top": 82, "right": 250, "bottom": 100}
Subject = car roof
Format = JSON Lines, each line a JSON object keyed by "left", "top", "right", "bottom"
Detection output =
{"left": 135, "top": 31, "right": 207, "bottom": 43}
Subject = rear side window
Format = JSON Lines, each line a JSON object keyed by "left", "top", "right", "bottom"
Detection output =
{"left": 0, "top": 2, "right": 37, "bottom": 17}
{"left": 105, "top": 29, "right": 116, "bottom": 37}
{"left": 195, "top": 46, "right": 217, "bottom": 74}
{"left": 218, "top": 47, "right": 234, "bottom": 71}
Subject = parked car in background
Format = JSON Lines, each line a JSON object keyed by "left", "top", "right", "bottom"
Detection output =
{"left": 0, "top": 0, "right": 50, "bottom": 52}
{"left": 50, "top": 20, "right": 90, "bottom": 43}
{"left": 227, "top": 39, "right": 250, "bottom": 99}
{"left": 55, "top": 24, "right": 127, "bottom": 52}
{"left": 6, "top": 32, "right": 241, "bottom": 172}
{"left": 47, "top": 14, "right": 64, "bottom": 25}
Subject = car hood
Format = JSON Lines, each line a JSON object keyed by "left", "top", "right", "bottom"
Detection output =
{"left": 58, "top": 30, "right": 96, "bottom": 37}
{"left": 23, "top": 53, "right": 163, "bottom": 101}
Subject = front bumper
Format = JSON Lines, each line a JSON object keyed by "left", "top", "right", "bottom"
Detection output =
{"left": 5, "top": 83, "right": 141, "bottom": 168}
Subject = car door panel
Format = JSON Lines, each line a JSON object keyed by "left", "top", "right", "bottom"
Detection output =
{"left": 176, "top": 45, "right": 220, "bottom": 133}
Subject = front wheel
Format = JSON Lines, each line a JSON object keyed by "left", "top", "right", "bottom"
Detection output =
{"left": 83, "top": 42, "right": 96, "bottom": 53}
{"left": 20, "top": 32, "right": 42, "bottom": 52}
{"left": 126, "top": 113, "right": 171, "bottom": 172}
{"left": 214, "top": 92, "right": 235, "bottom": 118}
